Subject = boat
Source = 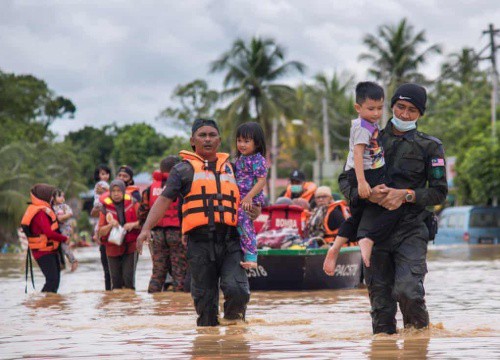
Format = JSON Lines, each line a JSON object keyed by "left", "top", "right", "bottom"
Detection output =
{"left": 247, "top": 246, "right": 362, "bottom": 291}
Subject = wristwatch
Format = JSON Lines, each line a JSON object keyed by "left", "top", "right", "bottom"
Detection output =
{"left": 404, "top": 189, "right": 415, "bottom": 203}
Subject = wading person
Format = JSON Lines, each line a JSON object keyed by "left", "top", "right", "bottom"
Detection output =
{"left": 137, "top": 119, "right": 251, "bottom": 326}
{"left": 138, "top": 155, "right": 188, "bottom": 293}
{"left": 337, "top": 83, "right": 448, "bottom": 334}
{"left": 98, "top": 179, "right": 141, "bottom": 290}
{"left": 21, "top": 184, "right": 69, "bottom": 293}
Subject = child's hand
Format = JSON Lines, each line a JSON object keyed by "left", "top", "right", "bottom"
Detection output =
{"left": 358, "top": 180, "right": 372, "bottom": 199}
{"left": 241, "top": 196, "right": 253, "bottom": 211}
{"left": 123, "top": 222, "right": 135, "bottom": 232}
{"left": 44, "top": 207, "right": 52, "bottom": 215}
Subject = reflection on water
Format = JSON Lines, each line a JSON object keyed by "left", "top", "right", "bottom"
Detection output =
{"left": 1, "top": 245, "right": 499, "bottom": 358}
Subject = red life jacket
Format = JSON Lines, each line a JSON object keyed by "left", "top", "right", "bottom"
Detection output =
{"left": 149, "top": 170, "right": 180, "bottom": 228}
{"left": 100, "top": 193, "right": 140, "bottom": 252}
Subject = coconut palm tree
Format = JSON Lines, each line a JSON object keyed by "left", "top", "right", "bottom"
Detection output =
{"left": 210, "top": 37, "right": 305, "bottom": 152}
{"left": 440, "top": 48, "right": 482, "bottom": 85}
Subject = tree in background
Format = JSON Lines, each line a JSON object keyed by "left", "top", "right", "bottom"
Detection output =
{"left": 359, "top": 18, "right": 441, "bottom": 122}
{"left": 0, "top": 70, "right": 76, "bottom": 145}
{"left": 210, "top": 37, "right": 305, "bottom": 152}
{"left": 111, "top": 123, "right": 170, "bottom": 173}
{"left": 64, "top": 125, "right": 116, "bottom": 186}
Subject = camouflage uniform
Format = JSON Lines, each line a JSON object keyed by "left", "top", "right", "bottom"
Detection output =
{"left": 148, "top": 227, "right": 187, "bottom": 292}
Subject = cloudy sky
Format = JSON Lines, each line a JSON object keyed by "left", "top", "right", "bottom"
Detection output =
{"left": 1, "top": 0, "right": 498, "bottom": 138}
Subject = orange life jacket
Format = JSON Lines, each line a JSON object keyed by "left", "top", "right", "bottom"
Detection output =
{"left": 149, "top": 170, "right": 180, "bottom": 228}
{"left": 284, "top": 181, "right": 317, "bottom": 202}
{"left": 179, "top": 150, "right": 240, "bottom": 234}
{"left": 20, "top": 194, "right": 60, "bottom": 251}
{"left": 323, "top": 200, "right": 351, "bottom": 243}
{"left": 100, "top": 193, "right": 140, "bottom": 244}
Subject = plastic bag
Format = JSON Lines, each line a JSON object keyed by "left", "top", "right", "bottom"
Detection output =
{"left": 108, "top": 225, "right": 126, "bottom": 246}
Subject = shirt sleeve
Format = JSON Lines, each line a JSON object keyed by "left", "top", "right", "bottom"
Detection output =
{"left": 33, "top": 211, "right": 68, "bottom": 243}
{"left": 162, "top": 162, "right": 192, "bottom": 200}
{"left": 415, "top": 141, "right": 448, "bottom": 207}
{"left": 351, "top": 123, "right": 372, "bottom": 146}
{"left": 253, "top": 154, "right": 268, "bottom": 178}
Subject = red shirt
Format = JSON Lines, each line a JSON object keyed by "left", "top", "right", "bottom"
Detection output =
{"left": 30, "top": 211, "right": 68, "bottom": 260}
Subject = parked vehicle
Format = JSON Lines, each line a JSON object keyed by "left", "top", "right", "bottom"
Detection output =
{"left": 435, "top": 206, "right": 500, "bottom": 245}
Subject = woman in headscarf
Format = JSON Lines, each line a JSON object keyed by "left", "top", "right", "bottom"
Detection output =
{"left": 97, "top": 179, "right": 141, "bottom": 289}
{"left": 21, "top": 184, "right": 69, "bottom": 293}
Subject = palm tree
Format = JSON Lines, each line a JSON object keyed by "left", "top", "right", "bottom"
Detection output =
{"left": 210, "top": 37, "right": 305, "bottom": 153}
{"left": 440, "top": 48, "right": 482, "bottom": 85}
{"left": 359, "top": 18, "right": 441, "bottom": 115}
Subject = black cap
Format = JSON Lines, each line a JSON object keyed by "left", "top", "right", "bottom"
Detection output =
{"left": 289, "top": 169, "right": 305, "bottom": 182}
{"left": 390, "top": 83, "right": 427, "bottom": 115}
{"left": 191, "top": 118, "right": 220, "bottom": 135}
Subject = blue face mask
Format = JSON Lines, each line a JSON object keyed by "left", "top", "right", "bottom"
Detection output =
{"left": 290, "top": 185, "right": 302, "bottom": 194}
{"left": 391, "top": 113, "right": 418, "bottom": 132}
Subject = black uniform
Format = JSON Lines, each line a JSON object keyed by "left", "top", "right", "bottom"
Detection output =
{"left": 162, "top": 160, "right": 250, "bottom": 327}
{"left": 339, "top": 121, "right": 448, "bottom": 334}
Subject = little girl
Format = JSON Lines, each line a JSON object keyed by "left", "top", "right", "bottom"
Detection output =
{"left": 234, "top": 122, "right": 268, "bottom": 269}
{"left": 93, "top": 164, "right": 111, "bottom": 208}
{"left": 52, "top": 189, "right": 78, "bottom": 272}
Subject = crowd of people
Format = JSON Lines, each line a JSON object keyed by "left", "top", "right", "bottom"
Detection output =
{"left": 20, "top": 82, "right": 447, "bottom": 334}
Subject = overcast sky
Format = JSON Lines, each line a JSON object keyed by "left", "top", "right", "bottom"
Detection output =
{"left": 1, "top": 0, "right": 498, "bottom": 138}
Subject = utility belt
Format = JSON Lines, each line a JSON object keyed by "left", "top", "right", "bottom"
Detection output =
{"left": 186, "top": 224, "right": 239, "bottom": 262}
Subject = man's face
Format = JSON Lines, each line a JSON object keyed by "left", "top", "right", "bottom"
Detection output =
{"left": 190, "top": 126, "right": 221, "bottom": 159}
{"left": 393, "top": 100, "right": 420, "bottom": 121}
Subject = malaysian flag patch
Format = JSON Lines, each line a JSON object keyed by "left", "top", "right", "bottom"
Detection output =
{"left": 431, "top": 158, "right": 445, "bottom": 167}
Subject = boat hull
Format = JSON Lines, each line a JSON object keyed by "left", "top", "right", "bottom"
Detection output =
{"left": 247, "top": 247, "right": 362, "bottom": 290}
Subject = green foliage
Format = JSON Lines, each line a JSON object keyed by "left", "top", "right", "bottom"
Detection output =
{"left": 454, "top": 136, "right": 500, "bottom": 204}
{"left": 112, "top": 123, "right": 170, "bottom": 173}
{"left": 0, "top": 69, "right": 76, "bottom": 145}
{"left": 210, "top": 37, "right": 305, "bottom": 152}
{"left": 359, "top": 18, "right": 441, "bottom": 89}
{"left": 158, "top": 79, "right": 218, "bottom": 133}
{"left": 64, "top": 125, "right": 116, "bottom": 186}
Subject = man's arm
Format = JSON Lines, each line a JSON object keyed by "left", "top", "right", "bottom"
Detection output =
{"left": 136, "top": 195, "right": 173, "bottom": 254}
{"left": 414, "top": 141, "right": 448, "bottom": 207}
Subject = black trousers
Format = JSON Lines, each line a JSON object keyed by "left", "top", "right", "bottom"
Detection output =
{"left": 187, "top": 234, "right": 250, "bottom": 326}
{"left": 107, "top": 252, "right": 138, "bottom": 290}
{"left": 99, "top": 244, "right": 111, "bottom": 291}
{"left": 36, "top": 253, "right": 61, "bottom": 293}
{"left": 358, "top": 206, "right": 429, "bottom": 334}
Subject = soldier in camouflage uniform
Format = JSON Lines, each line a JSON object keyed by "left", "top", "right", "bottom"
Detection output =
{"left": 138, "top": 156, "right": 188, "bottom": 293}
{"left": 339, "top": 83, "right": 448, "bottom": 334}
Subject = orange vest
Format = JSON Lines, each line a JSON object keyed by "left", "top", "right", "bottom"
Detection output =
{"left": 284, "top": 181, "right": 317, "bottom": 202}
{"left": 323, "top": 200, "right": 351, "bottom": 243}
{"left": 100, "top": 193, "right": 140, "bottom": 244}
{"left": 20, "top": 194, "right": 60, "bottom": 251}
{"left": 149, "top": 170, "right": 180, "bottom": 228}
{"left": 180, "top": 150, "right": 240, "bottom": 234}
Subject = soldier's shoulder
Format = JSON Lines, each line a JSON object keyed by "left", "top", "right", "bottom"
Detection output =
{"left": 416, "top": 131, "right": 443, "bottom": 146}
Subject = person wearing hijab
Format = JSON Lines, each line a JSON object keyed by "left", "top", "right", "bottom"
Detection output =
{"left": 97, "top": 179, "right": 141, "bottom": 289}
{"left": 21, "top": 184, "right": 69, "bottom": 293}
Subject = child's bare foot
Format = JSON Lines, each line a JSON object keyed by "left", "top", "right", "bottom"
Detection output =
{"left": 323, "top": 246, "right": 339, "bottom": 276}
{"left": 358, "top": 237, "right": 374, "bottom": 267}
{"left": 70, "top": 261, "right": 78, "bottom": 272}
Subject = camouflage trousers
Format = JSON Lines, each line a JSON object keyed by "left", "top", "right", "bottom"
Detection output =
{"left": 148, "top": 227, "right": 188, "bottom": 293}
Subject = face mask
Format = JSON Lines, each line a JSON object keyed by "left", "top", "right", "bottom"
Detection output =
{"left": 290, "top": 185, "right": 302, "bottom": 194}
{"left": 391, "top": 113, "right": 418, "bottom": 132}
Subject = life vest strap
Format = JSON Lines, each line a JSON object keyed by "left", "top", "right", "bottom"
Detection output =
{"left": 183, "top": 193, "right": 237, "bottom": 203}
{"left": 182, "top": 206, "right": 237, "bottom": 218}
{"left": 25, "top": 248, "right": 35, "bottom": 293}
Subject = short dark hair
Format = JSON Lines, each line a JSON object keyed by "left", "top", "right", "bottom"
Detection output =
{"left": 94, "top": 164, "right": 111, "bottom": 182}
{"left": 355, "top": 81, "right": 384, "bottom": 105}
{"left": 160, "top": 155, "right": 180, "bottom": 172}
{"left": 235, "top": 122, "right": 267, "bottom": 157}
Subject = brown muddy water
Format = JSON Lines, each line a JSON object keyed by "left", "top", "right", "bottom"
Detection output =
{"left": 1, "top": 244, "right": 499, "bottom": 359}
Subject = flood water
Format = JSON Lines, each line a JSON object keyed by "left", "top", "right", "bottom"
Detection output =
{"left": 1, "top": 244, "right": 499, "bottom": 359}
